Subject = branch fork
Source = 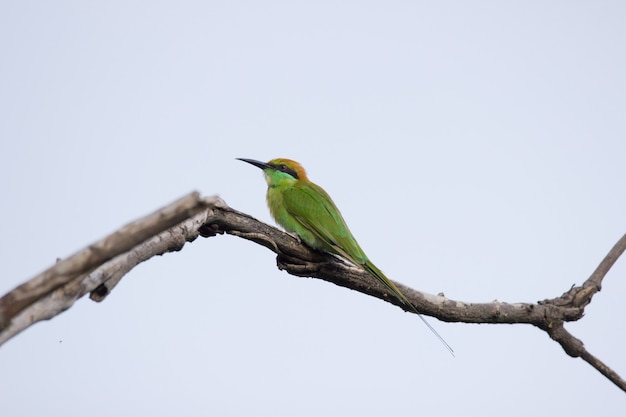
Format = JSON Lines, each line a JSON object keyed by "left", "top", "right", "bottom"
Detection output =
{"left": 0, "top": 192, "right": 623, "bottom": 392}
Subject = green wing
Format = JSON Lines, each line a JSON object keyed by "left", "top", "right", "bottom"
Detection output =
{"left": 283, "top": 182, "right": 412, "bottom": 305}
{"left": 284, "top": 182, "right": 455, "bottom": 355}
{"left": 282, "top": 182, "right": 368, "bottom": 265}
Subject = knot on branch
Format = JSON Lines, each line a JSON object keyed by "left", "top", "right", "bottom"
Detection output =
{"left": 537, "top": 285, "right": 592, "bottom": 323}
{"left": 198, "top": 223, "right": 224, "bottom": 238}
{"left": 540, "top": 284, "right": 597, "bottom": 309}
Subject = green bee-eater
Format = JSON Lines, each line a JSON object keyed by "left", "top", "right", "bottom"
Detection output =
{"left": 238, "top": 158, "right": 453, "bottom": 353}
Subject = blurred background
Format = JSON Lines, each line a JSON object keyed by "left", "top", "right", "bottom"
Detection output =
{"left": 1, "top": 1, "right": 625, "bottom": 415}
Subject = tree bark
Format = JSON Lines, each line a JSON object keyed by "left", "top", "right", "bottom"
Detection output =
{"left": 0, "top": 192, "right": 624, "bottom": 392}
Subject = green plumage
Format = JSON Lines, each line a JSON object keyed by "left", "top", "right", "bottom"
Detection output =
{"left": 270, "top": 179, "right": 413, "bottom": 305}
{"left": 239, "top": 157, "right": 414, "bottom": 308}
{"left": 238, "top": 157, "right": 452, "bottom": 354}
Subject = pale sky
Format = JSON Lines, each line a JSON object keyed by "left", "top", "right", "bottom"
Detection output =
{"left": 1, "top": 1, "right": 625, "bottom": 415}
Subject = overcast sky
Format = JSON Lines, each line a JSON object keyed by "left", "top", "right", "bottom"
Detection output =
{"left": 1, "top": 1, "right": 625, "bottom": 415}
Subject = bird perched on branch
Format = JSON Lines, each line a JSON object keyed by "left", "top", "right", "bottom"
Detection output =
{"left": 238, "top": 157, "right": 452, "bottom": 354}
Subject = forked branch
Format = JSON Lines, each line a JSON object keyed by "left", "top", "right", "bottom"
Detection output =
{"left": 0, "top": 194, "right": 623, "bottom": 392}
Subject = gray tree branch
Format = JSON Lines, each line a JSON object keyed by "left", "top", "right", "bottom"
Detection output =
{"left": 0, "top": 193, "right": 623, "bottom": 392}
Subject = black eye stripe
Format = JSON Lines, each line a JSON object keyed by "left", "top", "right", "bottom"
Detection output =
{"left": 272, "top": 164, "right": 299, "bottom": 179}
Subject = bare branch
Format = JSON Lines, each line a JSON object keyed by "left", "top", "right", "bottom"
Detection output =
{"left": 0, "top": 209, "right": 212, "bottom": 346}
{"left": 581, "top": 232, "right": 626, "bottom": 302}
{"left": 0, "top": 192, "right": 214, "bottom": 331}
{"left": 547, "top": 322, "right": 626, "bottom": 392}
{"left": 0, "top": 195, "right": 623, "bottom": 392}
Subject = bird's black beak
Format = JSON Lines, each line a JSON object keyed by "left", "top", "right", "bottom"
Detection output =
{"left": 237, "top": 158, "right": 273, "bottom": 171}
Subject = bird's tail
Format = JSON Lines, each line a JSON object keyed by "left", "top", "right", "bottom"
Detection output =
{"left": 364, "top": 261, "right": 454, "bottom": 356}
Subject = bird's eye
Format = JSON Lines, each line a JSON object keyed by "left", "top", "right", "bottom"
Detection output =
{"left": 273, "top": 163, "right": 298, "bottom": 179}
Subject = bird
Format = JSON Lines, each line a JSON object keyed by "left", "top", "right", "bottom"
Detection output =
{"left": 237, "top": 157, "right": 453, "bottom": 354}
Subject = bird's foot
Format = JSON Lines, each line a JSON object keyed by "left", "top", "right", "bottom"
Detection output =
{"left": 287, "top": 232, "right": 302, "bottom": 244}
